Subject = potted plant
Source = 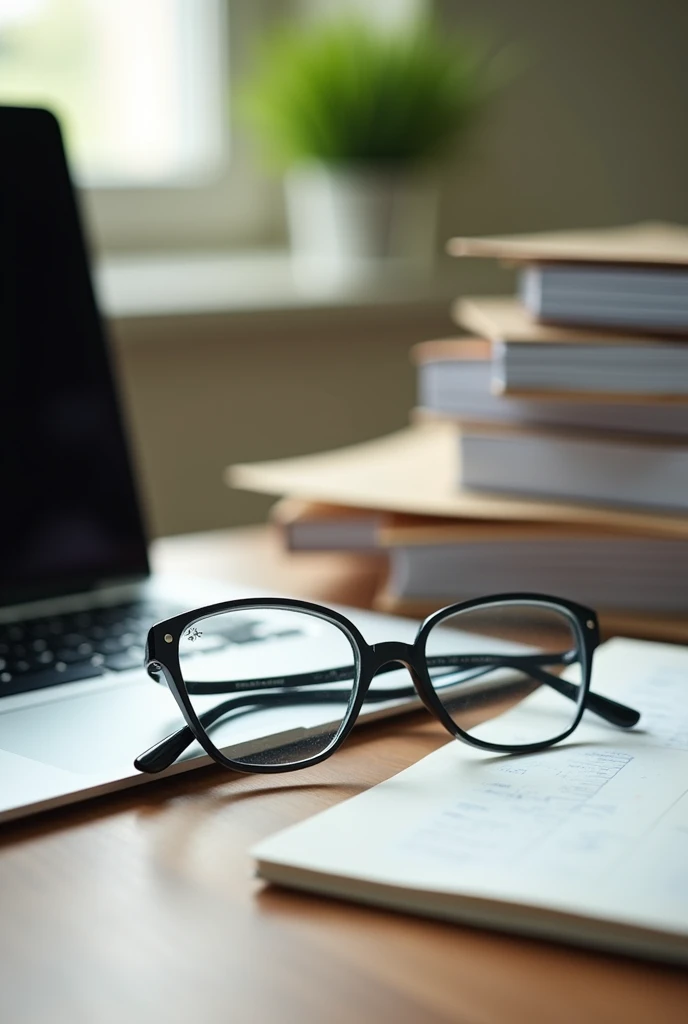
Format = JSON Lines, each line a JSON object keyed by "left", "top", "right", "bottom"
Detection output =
{"left": 241, "top": 16, "right": 496, "bottom": 281}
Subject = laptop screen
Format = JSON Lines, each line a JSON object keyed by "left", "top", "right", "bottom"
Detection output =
{"left": 0, "top": 107, "right": 149, "bottom": 605}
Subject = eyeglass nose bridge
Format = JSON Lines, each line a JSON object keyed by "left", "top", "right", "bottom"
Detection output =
{"left": 369, "top": 641, "right": 432, "bottom": 705}
{"left": 370, "top": 640, "right": 415, "bottom": 669}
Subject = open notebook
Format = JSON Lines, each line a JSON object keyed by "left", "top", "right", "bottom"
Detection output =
{"left": 253, "top": 638, "right": 688, "bottom": 965}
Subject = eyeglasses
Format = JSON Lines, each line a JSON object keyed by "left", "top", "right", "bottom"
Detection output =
{"left": 134, "top": 593, "right": 640, "bottom": 776}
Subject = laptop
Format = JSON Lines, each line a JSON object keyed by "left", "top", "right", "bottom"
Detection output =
{"left": 0, "top": 107, "right": 421, "bottom": 823}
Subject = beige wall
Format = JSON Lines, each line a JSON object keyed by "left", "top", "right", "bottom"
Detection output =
{"left": 109, "top": 0, "right": 688, "bottom": 539}
{"left": 436, "top": 0, "right": 688, "bottom": 295}
{"left": 111, "top": 301, "right": 450, "bottom": 538}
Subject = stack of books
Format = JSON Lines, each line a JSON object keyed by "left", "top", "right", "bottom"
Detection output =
{"left": 228, "top": 223, "right": 688, "bottom": 642}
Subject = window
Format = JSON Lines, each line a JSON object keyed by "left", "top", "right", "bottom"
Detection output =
{"left": 0, "top": 0, "right": 225, "bottom": 185}
{"left": 0, "top": 0, "right": 283, "bottom": 252}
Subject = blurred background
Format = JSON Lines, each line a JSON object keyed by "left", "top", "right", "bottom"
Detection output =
{"left": 2, "top": 0, "right": 687, "bottom": 539}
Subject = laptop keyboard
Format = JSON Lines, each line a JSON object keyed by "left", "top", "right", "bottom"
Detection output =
{"left": 0, "top": 600, "right": 180, "bottom": 699}
{"left": 0, "top": 603, "right": 294, "bottom": 700}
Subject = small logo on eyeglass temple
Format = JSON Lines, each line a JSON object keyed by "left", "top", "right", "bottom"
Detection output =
{"left": 184, "top": 627, "right": 203, "bottom": 642}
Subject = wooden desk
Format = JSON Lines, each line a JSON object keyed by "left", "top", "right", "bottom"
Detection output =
{"left": 0, "top": 527, "right": 686, "bottom": 1024}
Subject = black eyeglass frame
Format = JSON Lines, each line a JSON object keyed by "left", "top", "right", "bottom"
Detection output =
{"left": 138, "top": 593, "right": 638, "bottom": 776}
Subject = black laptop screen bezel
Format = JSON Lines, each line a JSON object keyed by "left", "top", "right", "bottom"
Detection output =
{"left": 0, "top": 106, "right": 150, "bottom": 606}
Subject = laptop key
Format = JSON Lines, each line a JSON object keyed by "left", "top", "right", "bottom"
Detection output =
{"left": 62, "top": 632, "right": 88, "bottom": 647}
{"left": 55, "top": 647, "right": 96, "bottom": 664}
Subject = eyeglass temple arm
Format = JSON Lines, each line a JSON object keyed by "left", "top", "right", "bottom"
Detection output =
{"left": 177, "top": 650, "right": 638, "bottom": 728}
{"left": 138, "top": 661, "right": 522, "bottom": 773}
{"left": 516, "top": 662, "right": 638, "bottom": 728}
{"left": 135, "top": 653, "right": 639, "bottom": 774}
{"left": 177, "top": 650, "right": 569, "bottom": 695}
{"left": 424, "top": 652, "right": 638, "bottom": 728}
{"left": 134, "top": 682, "right": 420, "bottom": 774}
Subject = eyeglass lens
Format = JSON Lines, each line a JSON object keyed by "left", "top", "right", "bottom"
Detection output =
{"left": 176, "top": 607, "right": 360, "bottom": 768}
{"left": 424, "top": 601, "right": 585, "bottom": 748}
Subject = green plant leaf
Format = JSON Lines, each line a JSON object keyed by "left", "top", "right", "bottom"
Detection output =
{"left": 238, "top": 16, "right": 501, "bottom": 169}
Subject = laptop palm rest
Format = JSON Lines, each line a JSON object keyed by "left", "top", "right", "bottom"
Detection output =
{"left": 0, "top": 679, "right": 184, "bottom": 777}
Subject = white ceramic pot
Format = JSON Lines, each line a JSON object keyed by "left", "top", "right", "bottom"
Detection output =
{"left": 284, "top": 162, "right": 438, "bottom": 283}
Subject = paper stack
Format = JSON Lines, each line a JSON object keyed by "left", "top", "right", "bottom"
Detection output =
{"left": 228, "top": 223, "right": 688, "bottom": 641}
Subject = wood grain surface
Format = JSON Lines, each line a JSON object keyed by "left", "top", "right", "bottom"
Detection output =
{"left": 0, "top": 527, "right": 686, "bottom": 1024}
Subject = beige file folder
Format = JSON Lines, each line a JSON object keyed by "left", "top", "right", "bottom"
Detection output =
{"left": 447, "top": 221, "right": 688, "bottom": 266}
{"left": 228, "top": 424, "right": 688, "bottom": 538}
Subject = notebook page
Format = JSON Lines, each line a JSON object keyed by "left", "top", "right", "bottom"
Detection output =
{"left": 254, "top": 638, "right": 688, "bottom": 942}
{"left": 580, "top": 636, "right": 688, "bottom": 751}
